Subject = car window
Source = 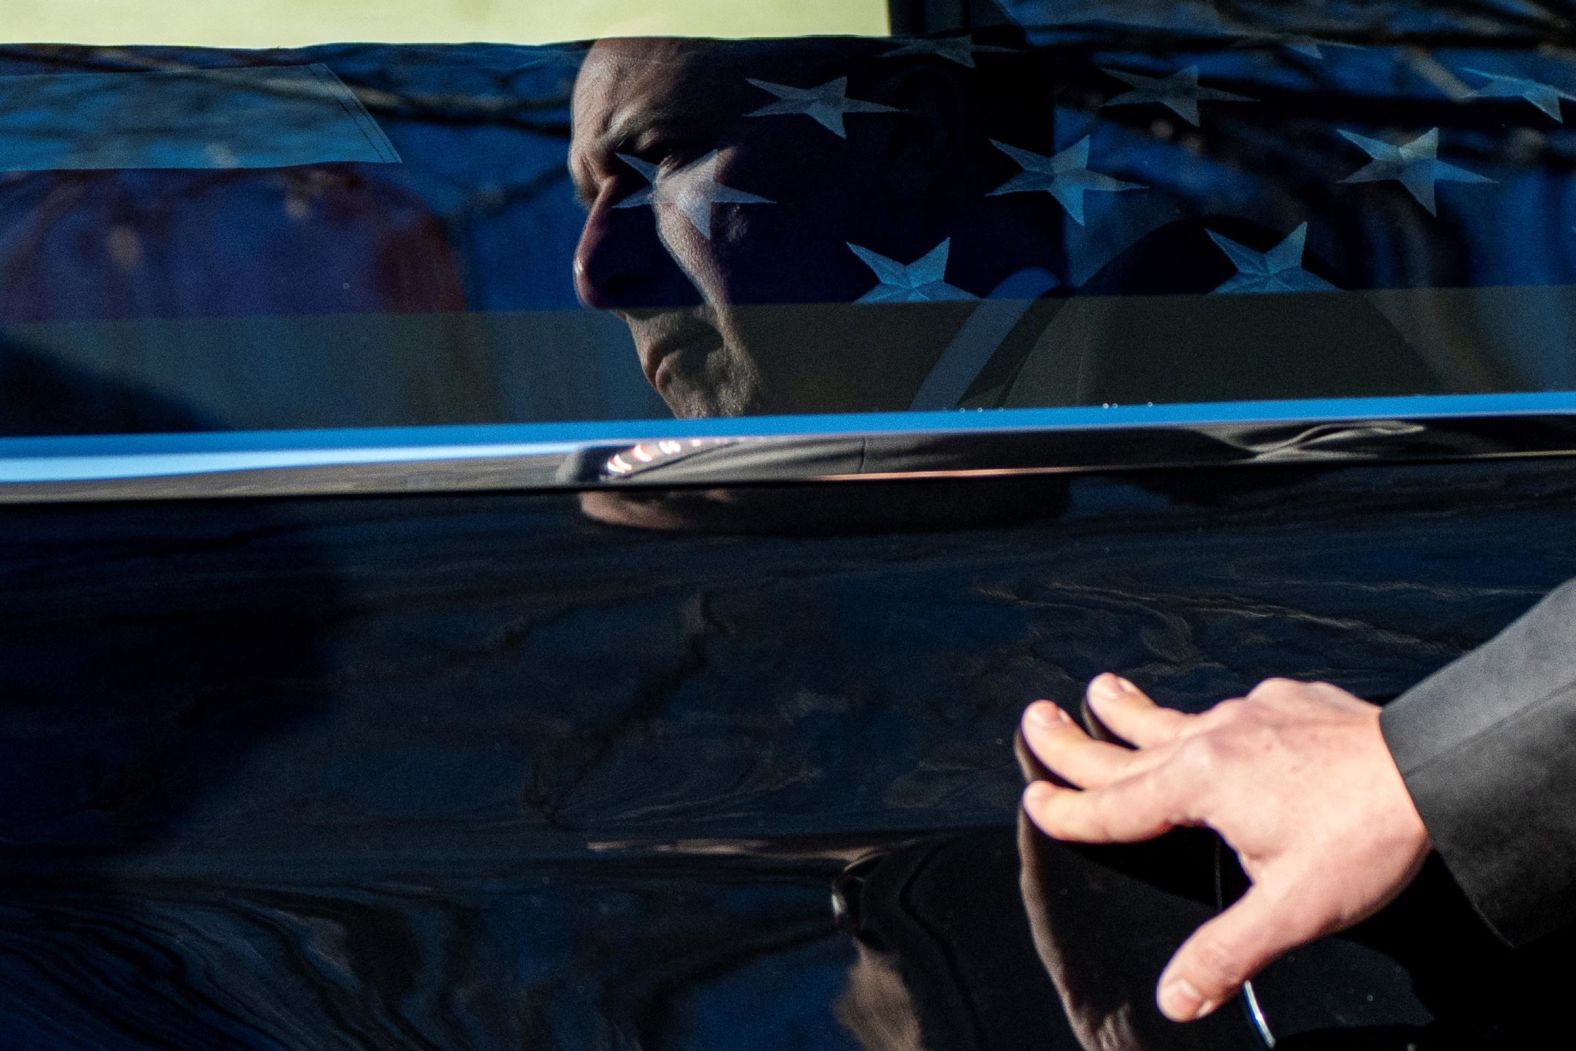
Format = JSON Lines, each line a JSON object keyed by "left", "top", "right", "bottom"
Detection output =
{"left": 3, "top": 2, "right": 1576, "bottom": 445}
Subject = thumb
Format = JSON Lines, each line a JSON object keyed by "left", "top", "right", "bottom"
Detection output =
{"left": 1156, "top": 883, "right": 1314, "bottom": 1022}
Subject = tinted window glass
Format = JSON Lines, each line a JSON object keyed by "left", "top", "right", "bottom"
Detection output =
{"left": 3, "top": 10, "right": 1576, "bottom": 434}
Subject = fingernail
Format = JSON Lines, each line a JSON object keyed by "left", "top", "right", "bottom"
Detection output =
{"left": 1114, "top": 676, "right": 1136, "bottom": 693}
{"left": 1026, "top": 701, "right": 1067, "bottom": 727}
{"left": 1023, "top": 781, "right": 1056, "bottom": 807}
{"left": 1159, "top": 979, "right": 1214, "bottom": 1022}
{"left": 1088, "top": 675, "right": 1121, "bottom": 702}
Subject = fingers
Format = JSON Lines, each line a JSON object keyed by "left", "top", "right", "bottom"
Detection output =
{"left": 1017, "top": 676, "right": 1183, "bottom": 833}
{"left": 1022, "top": 769, "right": 1184, "bottom": 843}
{"left": 1083, "top": 674, "right": 1190, "bottom": 748}
{"left": 1013, "top": 726, "right": 1052, "bottom": 783}
{"left": 1018, "top": 674, "right": 1385, "bottom": 1026}
{"left": 1156, "top": 883, "right": 1315, "bottom": 1021}
{"left": 1020, "top": 701, "right": 1164, "bottom": 788}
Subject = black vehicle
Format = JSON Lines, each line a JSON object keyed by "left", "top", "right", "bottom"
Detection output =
{"left": 3, "top": 1, "right": 1576, "bottom": 1047}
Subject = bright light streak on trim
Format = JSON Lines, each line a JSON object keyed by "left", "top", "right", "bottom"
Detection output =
{"left": 3, "top": 392, "right": 1576, "bottom": 485}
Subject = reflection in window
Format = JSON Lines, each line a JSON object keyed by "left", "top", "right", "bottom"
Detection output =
{"left": 4, "top": 14, "right": 1576, "bottom": 434}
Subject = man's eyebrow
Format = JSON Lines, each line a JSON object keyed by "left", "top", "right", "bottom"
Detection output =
{"left": 600, "top": 107, "right": 693, "bottom": 154}
{"left": 570, "top": 107, "right": 697, "bottom": 209}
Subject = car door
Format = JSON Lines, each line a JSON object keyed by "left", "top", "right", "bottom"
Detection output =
{"left": 5, "top": 4, "right": 1576, "bottom": 1048}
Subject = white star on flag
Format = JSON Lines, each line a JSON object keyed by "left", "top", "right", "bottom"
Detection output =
{"left": 1462, "top": 68, "right": 1576, "bottom": 122}
{"left": 613, "top": 150, "right": 773, "bottom": 240}
{"left": 745, "top": 77, "right": 898, "bottom": 138}
{"left": 847, "top": 239, "right": 975, "bottom": 304}
{"left": 879, "top": 35, "right": 1017, "bottom": 68}
{"left": 987, "top": 135, "right": 1144, "bottom": 225}
{"left": 1207, "top": 223, "right": 1338, "bottom": 294}
{"left": 1338, "top": 128, "right": 1493, "bottom": 216}
{"left": 1100, "top": 66, "right": 1255, "bottom": 127}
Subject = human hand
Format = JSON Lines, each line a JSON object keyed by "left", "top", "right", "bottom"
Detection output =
{"left": 1019, "top": 675, "right": 1431, "bottom": 1024}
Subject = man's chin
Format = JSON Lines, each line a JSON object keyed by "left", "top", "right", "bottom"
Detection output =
{"left": 662, "top": 387, "right": 740, "bottom": 419}
{"left": 658, "top": 360, "right": 763, "bottom": 418}
{"left": 665, "top": 399, "right": 714, "bottom": 420}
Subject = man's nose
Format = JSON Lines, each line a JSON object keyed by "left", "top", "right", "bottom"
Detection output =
{"left": 573, "top": 200, "right": 693, "bottom": 311}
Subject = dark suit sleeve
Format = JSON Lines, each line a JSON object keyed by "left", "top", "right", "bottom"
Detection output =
{"left": 1380, "top": 579, "right": 1576, "bottom": 946}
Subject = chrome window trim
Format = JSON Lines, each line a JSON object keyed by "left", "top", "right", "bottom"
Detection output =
{"left": 4, "top": 393, "right": 1576, "bottom": 503}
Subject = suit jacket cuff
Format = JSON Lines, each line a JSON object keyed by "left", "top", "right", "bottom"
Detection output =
{"left": 1380, "top": 579, "right": 1576, "bottom": 946}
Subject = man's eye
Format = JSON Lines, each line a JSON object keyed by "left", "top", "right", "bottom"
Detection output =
{"left": 638, "top": 140, "right": 704, "bottom": 171}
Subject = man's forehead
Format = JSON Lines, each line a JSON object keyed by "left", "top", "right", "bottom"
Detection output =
{"left": 574, "top": 39, "right": 745, "bottom": 133}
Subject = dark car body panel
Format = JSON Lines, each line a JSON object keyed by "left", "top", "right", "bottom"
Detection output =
{"left": 4, "top": 452, "right": 1574, "bottom": 1046}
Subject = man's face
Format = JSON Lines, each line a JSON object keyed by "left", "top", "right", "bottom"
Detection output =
{"left": 569, "top": 39, "right": 955, "bottom": 417}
